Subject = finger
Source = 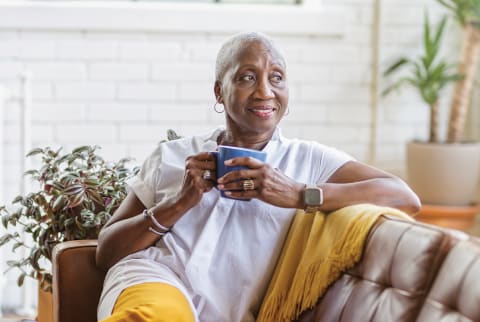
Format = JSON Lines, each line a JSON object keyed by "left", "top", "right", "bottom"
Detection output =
{"left": 224, "top": 156, "right": 264, "bottom": 168}
{"left": 187, "top": 151, "right": 217, "bottom": 164}
{"left": 218, "top": 178, "right": 257, "bottom": 193}
{"left": 185, "top": 168, "right": 215, "bottom": 191}
{"left": 218, "top": 168, "right": 258, "bottom": 184}
{"left": 195, "top": 151, "right": 215, "bottom": 161}
{"left": 186, "top": 155, "right": 216, "bottom": 172}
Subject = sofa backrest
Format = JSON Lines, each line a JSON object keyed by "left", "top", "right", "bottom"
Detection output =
{"left": 296, "top": 215, "right": 480, "bottom": 322}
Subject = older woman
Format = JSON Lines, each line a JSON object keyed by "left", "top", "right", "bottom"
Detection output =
{"left": 96, "top": 31, "right": 420, "bottom": 322}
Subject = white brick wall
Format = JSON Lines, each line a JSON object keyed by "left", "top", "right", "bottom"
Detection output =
{"left": 0, "top": 0, "right": 475, "bottom": 311}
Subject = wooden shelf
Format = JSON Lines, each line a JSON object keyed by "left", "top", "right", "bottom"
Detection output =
{"left": 415, "top": 204, "right": 480, "bottom": 231}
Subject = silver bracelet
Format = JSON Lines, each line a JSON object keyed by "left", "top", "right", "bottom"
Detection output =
{"left": 143, "top": 209, "right": 170, "bottom": 233}
{"left": 148, "top": 226, "right": 167, "bottom": 236}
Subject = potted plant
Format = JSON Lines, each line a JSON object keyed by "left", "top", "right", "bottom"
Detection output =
{"left": 383, "top": 12, "right": 480, "bottom": 209}
{"left": 0, "top": 145, "right": 139, "bottom": 321}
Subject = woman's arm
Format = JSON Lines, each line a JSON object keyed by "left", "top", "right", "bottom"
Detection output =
{"left": 95, "top": 192, "right": 190, "bottom": 271}
{"left": 96, "top": 151, "right": 217, "bottom": 271}
{"left": 219, "top": 159, "right": 420, "bottom": 215}
{"left": 320, "top": 161, "right": 421, "bottom": 214}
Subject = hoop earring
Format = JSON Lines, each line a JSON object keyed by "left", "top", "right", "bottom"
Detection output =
{"left": 213, "top": 102, "right": 224, "bottom": 113}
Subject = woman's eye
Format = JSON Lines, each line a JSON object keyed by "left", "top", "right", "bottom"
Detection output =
{"left": 271, "top": 75, "right": 283, "bottom": 82}
{"left": 240, "top": 75, "right": 255, "bottom": 81}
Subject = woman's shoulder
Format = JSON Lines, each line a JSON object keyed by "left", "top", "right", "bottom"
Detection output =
{"left": 279, "top": 136, "right": 354, "bottom": 162}
{"left": 281, "top": 136, "right": 335, "bottom": 152}
{"left": 149, "top": 127, "right": 220, "bottom": 158}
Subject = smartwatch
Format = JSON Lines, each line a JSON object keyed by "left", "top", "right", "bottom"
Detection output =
{"left": 303, "top": 185, "right": 324, "bottom": 212}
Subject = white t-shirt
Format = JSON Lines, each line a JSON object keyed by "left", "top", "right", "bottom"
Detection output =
{"left": 97, "top": 127, "right": 353, "bottom": 322}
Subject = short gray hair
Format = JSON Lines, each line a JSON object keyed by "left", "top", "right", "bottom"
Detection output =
{"left": 214, "top": 31, "right": 286, "bottom": 82}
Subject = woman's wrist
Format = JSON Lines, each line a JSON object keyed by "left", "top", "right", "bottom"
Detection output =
{"left": 149, "top": 195, "right": 189, "bottom": 228}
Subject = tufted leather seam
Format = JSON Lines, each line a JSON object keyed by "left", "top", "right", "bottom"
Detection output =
{"left": 454, "top": 247, "right": 477, "bottom": 320}
{"left": 333, "top": 276, "right": 359, "bottom": 322}
{"left": 424, "top": 247, "right": 478, "bottom": 321}
{"left": 413, "top": 232, "right": 460, "bottom": 322}
{"left": 421, "top": 297, "right": 474, "bottom": 322}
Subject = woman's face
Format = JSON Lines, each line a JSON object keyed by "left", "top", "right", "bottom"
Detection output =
{"left": 217, "top": 41, "right": 289, "bottom": 137}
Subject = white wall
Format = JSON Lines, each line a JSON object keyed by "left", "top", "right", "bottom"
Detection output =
{"left": 0, "top": 0, "right": 464, "bottom": 311}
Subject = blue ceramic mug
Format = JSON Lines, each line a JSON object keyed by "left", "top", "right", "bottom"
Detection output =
{"left": 211, "top": 145, "right": 267, "bottom": 199}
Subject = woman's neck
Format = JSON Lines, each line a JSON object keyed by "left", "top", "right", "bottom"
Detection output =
{"left": 217, "top": 130, "right": 273, "bottom": 151}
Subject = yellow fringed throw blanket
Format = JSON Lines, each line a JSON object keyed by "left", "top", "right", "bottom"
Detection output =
{"left": 256, "top": 203, "right": 413, "bottom": 322}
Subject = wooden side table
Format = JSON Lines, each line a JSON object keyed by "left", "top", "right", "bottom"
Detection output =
{"left": 415, "top": 204, "right": 480, "bottom": 232}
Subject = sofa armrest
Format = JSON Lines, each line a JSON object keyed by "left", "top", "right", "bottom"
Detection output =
{"left": 52, "top": 240, "right": 105, "bottom": 322}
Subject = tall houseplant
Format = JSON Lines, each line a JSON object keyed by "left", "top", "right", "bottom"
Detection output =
{"left": 383, "top": 13, "right": 480, "bottom": 207}
{"left": 436, "top": 0, "right": 480, "bottom": 142}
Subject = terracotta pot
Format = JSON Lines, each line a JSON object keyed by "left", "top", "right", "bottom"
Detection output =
{"left": 37, "top": 286, "right": 53, "bottom": 322}
{"left": 407, "top": 141, "right": 480, "bottom": 206}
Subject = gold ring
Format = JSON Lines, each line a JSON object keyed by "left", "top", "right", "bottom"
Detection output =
{"left": 202, "top": 169, "right": 212, "bottom": 180}
{"left": 242, "top": 179, "right": 255, "bottom": 191}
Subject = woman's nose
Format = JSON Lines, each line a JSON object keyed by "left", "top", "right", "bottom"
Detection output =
{"left": 254, "top": 78, "right": 275, "bottom": 99}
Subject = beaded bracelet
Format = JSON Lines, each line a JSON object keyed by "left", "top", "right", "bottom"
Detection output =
{"left": 143, "top": 209, "right": 170, "bottom": 233}
{"left": 148, "top": 226, "right": 167, "bottom": 236}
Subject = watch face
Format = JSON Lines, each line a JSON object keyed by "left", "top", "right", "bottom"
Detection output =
{"left": 305, "top": 188, "right": 322, "bottom": 206}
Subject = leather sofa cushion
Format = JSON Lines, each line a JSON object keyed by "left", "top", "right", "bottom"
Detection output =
{"left": 296, "top": 217, "right": 466, "bottom": 322}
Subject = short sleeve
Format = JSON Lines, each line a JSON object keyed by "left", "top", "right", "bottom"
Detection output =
{"left": 127, "top": 144, "right": 163, "bottom": 209}
{"left": 315, "top": 143, "right": 354, "bottom": 184}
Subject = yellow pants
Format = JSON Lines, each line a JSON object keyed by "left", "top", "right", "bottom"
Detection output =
{"left": 100, "top": 282, "right": 195, "bottom": 322}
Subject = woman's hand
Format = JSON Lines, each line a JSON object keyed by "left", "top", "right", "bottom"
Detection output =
{"left": 179, "top": 151, "right": 217, "bottom": 209}
{"left": 216, "top": 157, "right": 304, "bottom": 208}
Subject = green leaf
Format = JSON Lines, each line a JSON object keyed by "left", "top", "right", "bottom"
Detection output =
{"left": 63, "top": 184, "right": 84, "bottom": 196}
{"left": 0, "top": 234, "right": 12, "bottom": 246}
{"left": 68, "top": 193, "right": 85, "bottom": 209}
{"left": 71, "top": 146, "right": 91, "bottom": 154}
{"left": 424, "top": 12, "right": 432, "bottom": 58}
{"left": 434, "top": 16, "right": 448, "bottom": 49}
{"left": 17, "top": 273, "right": 26, "bottom": 287}
{"left": 52, "top": 195, "right": 68, "bottom": 212}
{"left": 6, "top": 260, "right": 20, "bottom": 267}
{"left": 1, "top": 213, "right": 9, "bottom": 229}
{"left": 24, "top": 169, "right": 39, "bottom": 177}
{"left": 64, "top": 218, "right": 74, "bottom": 227}
{"left": 49, "top": 181, "right": 65, "bottom": 192}
{"left": 12, "top": 242, "right": 24, "bottom": 252}
{"left": 84, "top": 178, "right": 100, "bottom": 187}
{"left": 30, "top": 248, "right": 42, "bottom": 271}
{"left": 383, "top": 58, "right": 409, "bottom": 76}
{"left": 26, "top": 148, "right": 44, "bottom": 157}
{"left": 12, "top": 195, "right": 23, "bottom": 204}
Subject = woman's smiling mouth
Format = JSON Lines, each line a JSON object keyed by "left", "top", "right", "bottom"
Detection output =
{"left": 249, "top": 106, "right": 277, "bottom": 118}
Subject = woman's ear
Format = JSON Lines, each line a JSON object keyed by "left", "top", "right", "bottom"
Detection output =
{"left": 214, "top": 81, "right": 222, "bottom": 103}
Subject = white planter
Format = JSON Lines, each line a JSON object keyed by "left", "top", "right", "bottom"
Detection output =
{"left": 407, "top": 141, "right": 480, "bottom": 206}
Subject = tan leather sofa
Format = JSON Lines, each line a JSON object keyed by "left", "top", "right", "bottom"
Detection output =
{"left": 52, "top": 215, "right": 480, "bottom": 322}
